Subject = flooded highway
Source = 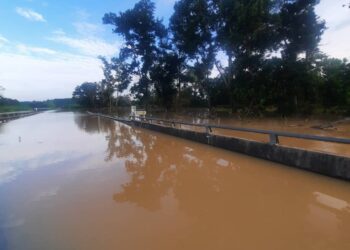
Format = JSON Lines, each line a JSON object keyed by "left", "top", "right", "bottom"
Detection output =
{"left": 149, "top": 113, "right": 350, "bottom": 157}
{"left": 0, "top": 111, "right": 350, "bottom": 250}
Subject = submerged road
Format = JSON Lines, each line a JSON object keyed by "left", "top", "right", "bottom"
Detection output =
{"left": 0, "top": 111, "right": 350, "bottom": 249}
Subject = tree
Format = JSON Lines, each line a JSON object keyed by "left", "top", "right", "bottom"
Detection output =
{"left": 103, "top": 0, "right": 166, "bottom": 106}
{"left": 110, "top": 56, "right": 133, "bottom": 104}
{"left": 99, "top": 56, "right": 132, "bottom": 112}
{"left": 279, "top": 0, "right": 326, "bottom": 62}
{"left": 0, "top": 85, "right": 5, "bottom": 98}
{"left": 116, "top": 95, "right": 132, "bottom": 107}
{"left": 150, "top": 52, "right": 179, "bottom": 110}
{"left": 267, "top": 0, "right": 326, "bottom": 113}
{"left": 319, "top": 58, "right": 350, "bottom": 109}
{"left": 99, "top": 57, "right": 117, "bottom": 112}
{"left": 72, "top": 82, "right": 101, "bottom": 108}
{"left": 213, "top": 0, "right": 280, "bottom": 111}
{"left": 170, "top": 0, "right": 217, "bottom": 109}
{"left": 93, "top": 0, "right": 348, "bottom": 115}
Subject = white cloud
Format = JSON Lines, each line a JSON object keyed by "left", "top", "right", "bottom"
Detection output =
{"left": 316, "top": 0, "right": 350, "bottom": 59}
{"left": 47, "top": 21, "right": 120, "bottom": 58}
{"left": 48, "top": 33, "right": 119, "bottom": 57}
{"left": 0, "top": 35, "right": 9, "bottom": 44}
{"left": 17, "top": 44, "right": 57, "bottom": 55}
{"left": 75, "top": 9, "right": 90, "bottom": 21}
{"left": 52, "top": 29, "right": 66, "bottom": 36}
{"left": 0, "top": 51, "right": 104, "bottom": 101}
{"left": 0, "top": 18, "right": 119, "bottom": 100}
{"left": 15, "top": 7, "right": 46, "bottom": 22}
{"left": 0, "top": 35, "right": 9, "bottom": 48}
{"left": 73, "top": 22, "right": 103, "bottom": 37}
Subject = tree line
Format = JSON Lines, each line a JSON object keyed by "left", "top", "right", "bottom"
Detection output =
{"left": 0, "top": 95, "right": 77, "bottom": 112}
{"left": 73, "top": 0, "right": 350, "bottom": 116}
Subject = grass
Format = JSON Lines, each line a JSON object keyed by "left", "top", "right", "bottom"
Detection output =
{"left": 0, "top": 105, "right": 32, "bottom": 113}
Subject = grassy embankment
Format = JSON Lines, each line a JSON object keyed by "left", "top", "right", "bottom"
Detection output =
{"left": 0, "top": 104, "right": 32, "bottom": 113}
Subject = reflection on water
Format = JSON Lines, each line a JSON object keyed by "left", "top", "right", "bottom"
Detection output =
{"left": 0, "top": 112, "right": 349, "bottom": 250}
{"left": 314, "top": 192, "right": 350, "bottom": 211}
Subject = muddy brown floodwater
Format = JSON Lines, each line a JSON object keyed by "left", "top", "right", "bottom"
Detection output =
{"left": 149, "top": 114, "right": 350, "bottom": 157}
{"left": 0, "top": 111, "right": 350, "bottom": 250}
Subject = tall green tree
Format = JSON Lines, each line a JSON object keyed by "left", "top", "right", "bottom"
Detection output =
{"left": 110, "top": 56, "right": 133, "bottom": 103}
{"left": 95, "top": 0, "right": 345, "bottom": 115}
{"left": 0, "top": 85, "right": 4, "bottom": 98}
{"left": 170, "top": 0, "right": 216, "bottom": 109}
{"left": 213, "top": 0, "right": 279, "bottom": 110}
{"left": 103, "top": 0, "right": 166, "bottom": 106}
{"left": 99, "top": 56, "right": 132, "bottom": 112}
{"left": 72, "top": 82, "right": 101, "bottom": 108}
{"left": 99, "top": 56, "right": 117, "bottom": 112}
{"left": 319, "top": 58, "right": 350, "bottom": 109}
{"left": 279, "top": 0, "right": 325, "bottom": 61}
{"left": 270, "top": 0, "right": 326, "bottom": 113}
{"left": 150, "top": 52, "right": 180, "bottom": 110}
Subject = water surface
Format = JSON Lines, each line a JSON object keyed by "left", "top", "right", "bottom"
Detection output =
{"left": 0, "top": 111, "right": 350, "bottom": 250}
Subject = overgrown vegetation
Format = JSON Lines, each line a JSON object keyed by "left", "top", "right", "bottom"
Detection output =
{"left": 0, "top": 96, "right": 78, "bottom": 112}
{"left": 0, "top": 98, "right": 31, "bottom": 112}
{"left": 72, "top": 0, "right": 350, "bottom": 116}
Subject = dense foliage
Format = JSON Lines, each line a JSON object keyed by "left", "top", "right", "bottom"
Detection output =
{"left": 72, "top": 81, "right": 131, "bottom": 109}
{"left": 72, "top": 0, "right": 350, "bottom": 116}
{"left": 0, "top": 97, "right": 77, "bottom": 112}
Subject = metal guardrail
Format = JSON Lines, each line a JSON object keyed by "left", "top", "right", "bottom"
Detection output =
{"left": 0, "top": 110, "right": 34, "bottom": 116}
{"left": 0, "top": 110, "right": 37, "bottom": 120}
{"left": 132, "top": 116, "right": 350, "bottom": 146}
{"left": 89, "top": 112, "right": 350, "bottom": 146}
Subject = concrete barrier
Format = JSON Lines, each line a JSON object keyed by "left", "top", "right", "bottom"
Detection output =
{"left": 130, "top": 119, "right": 350, "bottom": 181}
{"left": 90, "top": 113, "right": 350, "bottom": 181}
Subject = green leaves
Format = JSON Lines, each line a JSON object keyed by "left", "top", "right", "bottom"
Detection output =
{"left": 103, "top": 0, "right": 166, "bottom": 105}
{"left": 72, "top": 82, "right": 101, "bottom": 108}
{"left": 92, "top": 0, "right": 348, "bottom": 115}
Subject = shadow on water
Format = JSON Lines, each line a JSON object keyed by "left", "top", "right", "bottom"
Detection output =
{"left": 74, "top": 113, "right": 350, "bottom": 246}
{"left": 74, "top": 113, "right": 112, "bottom": 135}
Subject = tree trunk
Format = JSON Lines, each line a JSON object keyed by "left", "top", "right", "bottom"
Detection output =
{"left": 109, "top": 96, "right": 112, "bottom": 114}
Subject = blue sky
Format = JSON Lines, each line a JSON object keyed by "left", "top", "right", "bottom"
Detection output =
{"left": 0, "top": 0, "right": 349, "bottom": 101}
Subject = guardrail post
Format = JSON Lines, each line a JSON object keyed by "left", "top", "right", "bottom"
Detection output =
{"left": 206, "top": 126, "right": 212, "bottom": 134}
{"left": 269, "top": 134, "right": 279, "bottom": 145}
{"left": 206, "top": 126, "right": 212, "bottom": 144}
